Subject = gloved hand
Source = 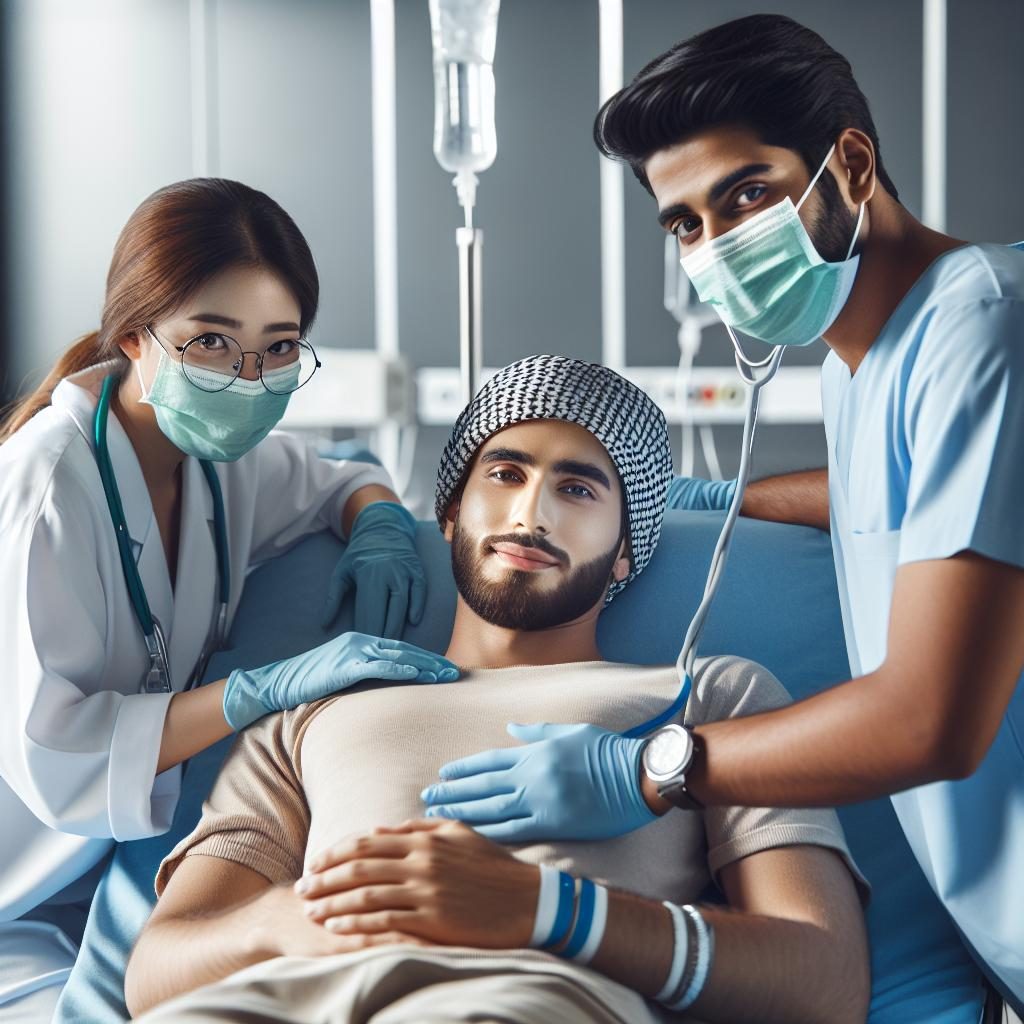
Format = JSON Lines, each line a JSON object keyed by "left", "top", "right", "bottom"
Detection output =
{"left": 224, "top": 631, "right": 459, "bottom": 731}
{"left": 666, "top": 476, "right": 737, "bottom": 511}
{"left": 322, "top": 502, "right": 427, "bottom": 639}
{"left": 420, "top": 722, "right": 656, "bottom": 842}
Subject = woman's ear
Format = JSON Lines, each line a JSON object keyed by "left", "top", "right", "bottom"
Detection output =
{"left": 117, "top": 331, "right": 142, "bottom": 362}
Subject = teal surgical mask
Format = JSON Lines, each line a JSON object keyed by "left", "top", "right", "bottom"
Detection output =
{"left": 680, "top": 143, "right": 865, "bottom": 347}
{"left": 137, "top": 347, "right": 297, "bottom": 461}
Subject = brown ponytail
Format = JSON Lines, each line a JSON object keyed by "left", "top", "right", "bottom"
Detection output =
{"left": 0, "top": 331, "right": 121, "bottom": 443}
{"left": 0, "top": 177, "right": 319, "bottom": 446}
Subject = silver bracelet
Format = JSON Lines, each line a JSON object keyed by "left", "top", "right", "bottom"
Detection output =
{"left": 655, "top": 902, "right": 688, "bottom": 1002}
{"left": 666, "top": 903, "right": 700, "bottom": 1007}
{"left": 671, "top": 904, "right": 713, "bottom": 1011}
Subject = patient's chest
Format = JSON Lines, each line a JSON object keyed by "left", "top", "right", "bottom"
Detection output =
{"left": 294, "top": 662, "right": 712, "bottom": 906}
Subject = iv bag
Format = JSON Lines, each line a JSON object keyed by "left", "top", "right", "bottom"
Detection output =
{"left": 430, "top": 0, "right": 500, "bottom": 174}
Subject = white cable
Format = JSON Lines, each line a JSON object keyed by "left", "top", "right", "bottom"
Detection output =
{"left": 675, "top": 320, "right": 700, "bottom": 478}
{"left": 680, "top": 424, "right": 695, "bottom": 478}
{"left": 393, "top": 423, "right": 419, "bottom": 501}
{"left": 678, "top": 338, "right": 695, "bottom": 478}
{"left": 699, "top": 424, "right": 722, "bottom": 481}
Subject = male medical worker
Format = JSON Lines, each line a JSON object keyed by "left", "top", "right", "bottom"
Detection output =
{"left": 421, "top": 14, "right": 1024, "bottom": 1007}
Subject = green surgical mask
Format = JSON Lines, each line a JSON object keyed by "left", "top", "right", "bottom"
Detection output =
{"left": 137, "top": 347, "right": 297, "bottom": 461}
{"left": 680, "top": 143, "right": 865, "bottom": 347}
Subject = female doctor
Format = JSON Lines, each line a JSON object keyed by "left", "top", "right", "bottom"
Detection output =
{"left": 0, "top": 177, "right": 458, "bottom": 1019}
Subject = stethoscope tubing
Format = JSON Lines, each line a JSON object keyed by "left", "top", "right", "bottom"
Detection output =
{"left": 94, "top": 376, "right": 159, "bottom": 636}
{"left": 93, "top": 373, "right": 230, "bottom": 694}
{"left": 622, "top": 338, "right": 785, "bottom": 739}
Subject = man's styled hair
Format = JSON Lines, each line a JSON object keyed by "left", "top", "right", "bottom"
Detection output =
{"left": 593, "top": 14, "right": 899, "bottom": 202}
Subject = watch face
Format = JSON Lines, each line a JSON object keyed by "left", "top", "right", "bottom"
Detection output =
{"left": 644, "top": 726, "right": 692, "bottom": 779}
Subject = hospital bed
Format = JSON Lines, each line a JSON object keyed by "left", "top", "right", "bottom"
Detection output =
{"left": 56, "top": 508, "right": 990, "bottom": 1022}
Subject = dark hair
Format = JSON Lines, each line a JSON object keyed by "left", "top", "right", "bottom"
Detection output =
{"left": 0, "top": 178, "right": 318, "bottom": 442}
{"left": 594, "top": 14, "right": 899, "bottom": 202}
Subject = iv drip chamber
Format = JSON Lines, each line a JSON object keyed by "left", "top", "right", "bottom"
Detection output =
{"left": 430, "top": 0, "right": 500, "bottom": 175}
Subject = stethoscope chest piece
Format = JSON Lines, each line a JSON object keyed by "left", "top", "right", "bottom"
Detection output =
{"left": 141, "top": 618, "right": 173, "bottom": 694}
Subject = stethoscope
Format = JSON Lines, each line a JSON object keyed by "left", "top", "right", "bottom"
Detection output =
{"left": 93, "top": 374, "right": 231, "bottom": 694}
{"left": 623, "top": 335, "right": 785, "bottom": 739}
{"left": 626, "top": 181, "right": 864, "bottom": 736}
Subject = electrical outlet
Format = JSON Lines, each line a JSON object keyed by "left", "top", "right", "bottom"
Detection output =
{"left": 624, "top": 366, "right": 821, "bottom": 423}
{"left": 416, "top": 365, "right": 822, "bottom": 425}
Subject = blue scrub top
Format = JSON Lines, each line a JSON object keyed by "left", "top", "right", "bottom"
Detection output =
{"left": 822, "top": 243, "right": 1024, "bottom": 1002}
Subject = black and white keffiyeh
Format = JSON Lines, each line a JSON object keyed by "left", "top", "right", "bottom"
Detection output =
{"left": 435, "top": 354, "right": 673, "bottom": 600}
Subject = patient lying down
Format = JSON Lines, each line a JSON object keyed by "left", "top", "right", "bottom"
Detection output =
{"left": 126, "top": 357, "right": 869, "bottom": 1023}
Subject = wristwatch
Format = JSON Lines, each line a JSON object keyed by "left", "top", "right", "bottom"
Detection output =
{"left": 641, "top": 724, "right": 704, "bottom": 811}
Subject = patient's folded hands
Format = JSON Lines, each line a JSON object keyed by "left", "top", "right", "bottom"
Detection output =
{"left": 250, "top": 881, "right": 431, "bottom": 960}
{"left": 294, "top": 818, "right": 540, "bottom": 950}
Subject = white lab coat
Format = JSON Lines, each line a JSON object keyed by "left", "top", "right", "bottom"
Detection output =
{"left": 0, "top": 361, "right": 392, "bottom": 1013}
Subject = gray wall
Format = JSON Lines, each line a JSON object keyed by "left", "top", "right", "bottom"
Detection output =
{"left": 946, "top": 0, "right": 1024, "bottom": 241}
{"left": 3, "top": 0, "right": 1023, "bottom": 512}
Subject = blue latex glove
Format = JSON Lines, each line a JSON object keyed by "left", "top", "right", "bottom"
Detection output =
{"left": 666, "top": 476, "right": 737, "bottom": 511}
{"left": 420, "top": 722, "right": 656, "bottom": 842}
{"left": 224, "top": 631, "right": 459, "bottom": 731}
{"left": 322, "top": 502, "right": 427, "bottom": 639}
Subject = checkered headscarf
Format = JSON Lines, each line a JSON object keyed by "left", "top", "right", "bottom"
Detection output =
{"left": 435, "top": 355, "right": 673, "bottom": 600}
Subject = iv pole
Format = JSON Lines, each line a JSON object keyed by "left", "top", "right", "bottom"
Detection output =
{"left": 430, "top": 0, "right": 499, "bottom": 405}
{"left": 457, "top": 219, "right": 483, "bottom": 405}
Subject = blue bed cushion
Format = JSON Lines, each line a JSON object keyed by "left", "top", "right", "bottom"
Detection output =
{"left": 56, "top": 510, "right": 985, "bottom": 1023}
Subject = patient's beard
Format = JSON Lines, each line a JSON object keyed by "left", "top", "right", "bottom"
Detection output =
{"left": 451, "top": 521, "right": 620, "bottom": 631}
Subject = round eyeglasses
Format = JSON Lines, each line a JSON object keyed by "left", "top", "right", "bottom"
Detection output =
{"left": 146, "top": 326, "right": 321, "bottom": 394}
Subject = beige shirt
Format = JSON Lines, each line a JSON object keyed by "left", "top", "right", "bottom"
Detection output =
{"left": 156, "top": 656, "right": 864, "bottom": 1020}
{"left": 159, "top": 655, "right": 865, "bottom": 896}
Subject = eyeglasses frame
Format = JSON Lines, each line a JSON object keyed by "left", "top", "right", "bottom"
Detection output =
{"left": 144, "top": 324, "right": 322, "bottom": 395}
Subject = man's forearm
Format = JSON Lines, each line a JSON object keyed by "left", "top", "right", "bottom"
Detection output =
{"left": 688, "top": 668, "right": 951, "bottom": 808}
{"left": 742, "top": 468, "right": 830, "bottom": 531}
{"left": 639, "top": 670, "right": 939, "bottom": 810}
{"left": 589, "top": 890, "right": 865, "bottom": 1023}
{"left": 125, "top": 885, "right": 278, "bottom": 1018}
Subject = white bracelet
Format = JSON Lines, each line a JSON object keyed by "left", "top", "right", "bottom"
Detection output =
{"left": 528, "top": 864, "right": 560, "bottom": 948}
{"left": 655, "top": 901, "right": 688, "bottom": 1002}
{"left": 672, "top": 904, "right": 712, "bottom": 1010}
{"left": 572, "top": 883, "right": 609, "bottom": 965}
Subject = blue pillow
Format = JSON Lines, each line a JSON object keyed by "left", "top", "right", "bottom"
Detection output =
{"left": 56, "top": 511, "right": 985, "bottom": 1023}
